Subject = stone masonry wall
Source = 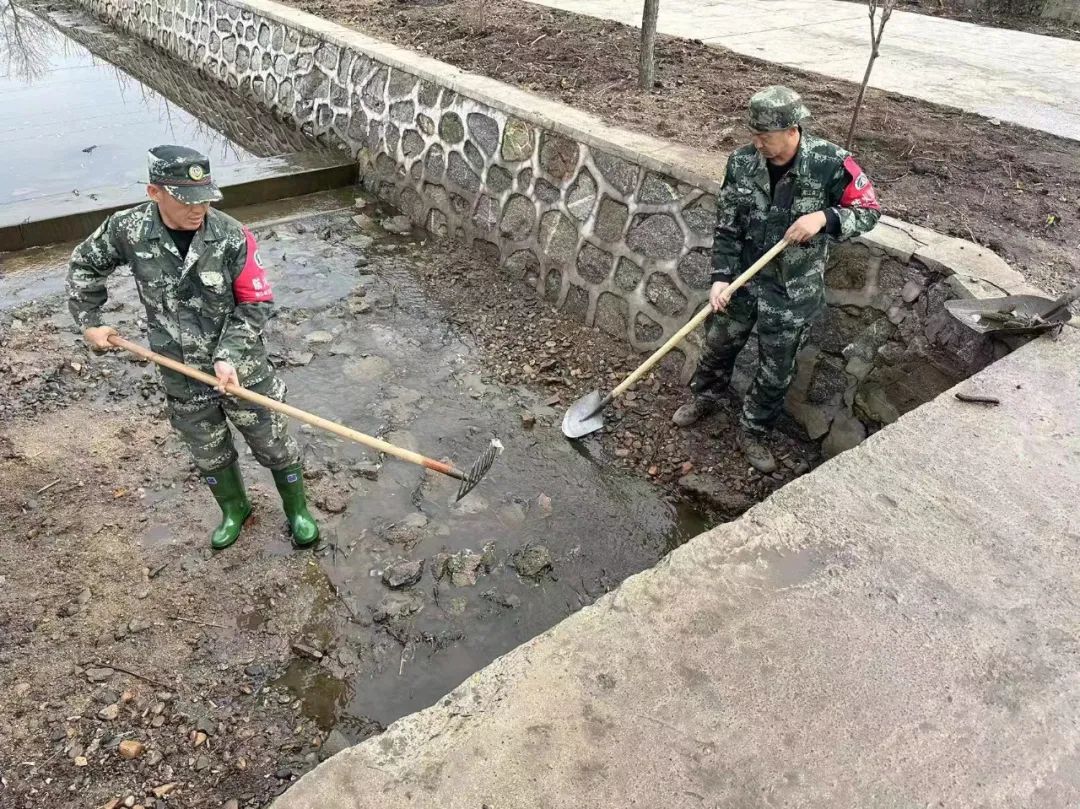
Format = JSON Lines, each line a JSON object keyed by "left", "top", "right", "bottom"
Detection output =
{"left": 72, "top": 0, "right": 1034, "bottom": 454}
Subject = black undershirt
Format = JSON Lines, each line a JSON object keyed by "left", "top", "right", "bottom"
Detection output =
{"left": 165, "top": 226, "right": 196, "bottom": 259}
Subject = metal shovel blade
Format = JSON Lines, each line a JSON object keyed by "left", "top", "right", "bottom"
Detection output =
{"left": 562, "top": 390, "right": 605, "bottom": 439}
{"left": 945, "top": 294, "right": 1072, "bottom": 336}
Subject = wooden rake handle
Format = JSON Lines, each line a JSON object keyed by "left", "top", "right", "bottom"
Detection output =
{"left": 608, "top": 238, "right": 790, "bottom": 400}
{"left": 108, "top": 335, "right": 466, "bottom": 481}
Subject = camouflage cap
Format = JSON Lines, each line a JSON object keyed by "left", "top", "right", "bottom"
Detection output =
{"left": 748, "top": 86, "right": 810, "bottom": 133}
{"left": 147, "top": 145, "right": 223, "bottom": 204}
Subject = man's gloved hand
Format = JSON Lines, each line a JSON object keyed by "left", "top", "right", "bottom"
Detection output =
{"left": 213, "top": 361, "right": 239, "bottom": 393}
{"left": 83, "top": 326, "right": 118, "bottom": 350}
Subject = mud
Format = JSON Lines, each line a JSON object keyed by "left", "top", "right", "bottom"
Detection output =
{"left": 0, "top": 187, "right": 815, "bottom": 807}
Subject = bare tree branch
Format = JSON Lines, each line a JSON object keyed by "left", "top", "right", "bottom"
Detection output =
{"left": 846, "top": 0, "right": 896, "bottom": 150}
{"left": 639, "top": 0, "right": 659, "bottom": 91}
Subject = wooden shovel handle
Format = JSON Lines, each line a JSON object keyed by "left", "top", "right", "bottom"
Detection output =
{"left": 609, "top": 238, "right": 789, "bottom": 399}
{"left": 108, "top": 335, "right": 463, "bottom": 479}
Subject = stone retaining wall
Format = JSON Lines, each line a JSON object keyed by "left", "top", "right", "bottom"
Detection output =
{"left": 72, "top": 0, "right": 1035, "bottom": 454}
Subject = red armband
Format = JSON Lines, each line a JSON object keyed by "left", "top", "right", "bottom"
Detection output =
{"left": 840, "top": 156, "right": 880, "bottom": 210}
{"left": 233, "top": 228, "right": 274, "bottom": 304}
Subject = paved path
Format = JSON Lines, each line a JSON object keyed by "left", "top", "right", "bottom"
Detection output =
{"left": 275, "top": 324, "right": 1080, "bottom": 807}
{"left": 524, "top": 0, "right": 1080, "bottom": 141}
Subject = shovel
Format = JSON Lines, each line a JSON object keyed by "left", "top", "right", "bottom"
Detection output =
{"left": 944, "top": 282, "right": 1079, "bottom": 336}
{"left": 562, "top": 238, "right": 790, "bottom": 439}
{"left": 108, "top": 335, "right": 502, "bottom": 500}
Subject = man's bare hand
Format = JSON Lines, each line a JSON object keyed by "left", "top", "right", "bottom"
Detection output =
{"left": 83, "top": 326, "right": 118, "bottom": 350}
{"left": 213, "top": 361, "right": 239, "bottom": 393}
{"left": 709, "top": 281, "right": 732, "bottom": 313}
{"left": 784, "top": 211, "right": 828, "bottom": 244}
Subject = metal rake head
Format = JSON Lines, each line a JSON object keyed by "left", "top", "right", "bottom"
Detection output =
{"left": 455, "top": 438, "right": 503, "bottom": 501}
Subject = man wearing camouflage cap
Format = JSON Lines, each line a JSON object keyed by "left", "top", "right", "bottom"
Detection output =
{"left": 67, "top": 145, "right": 319, "bottom": 550}
{"left": 673, "top": 86, "right": 881, "bottom": 472}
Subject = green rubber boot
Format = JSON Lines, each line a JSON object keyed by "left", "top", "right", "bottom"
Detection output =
{"left": 205, "top": 462, "right": 252, "bottom": 551}
{"left": 272, "top": 464, "right": 320, "bottom": 548}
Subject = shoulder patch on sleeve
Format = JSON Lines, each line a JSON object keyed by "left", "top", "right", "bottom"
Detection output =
{"left": 233, "top": 227, "right": 274, "bottom": 304}
{"left": 840, "top": 156, "right": 881, "bottom": 210}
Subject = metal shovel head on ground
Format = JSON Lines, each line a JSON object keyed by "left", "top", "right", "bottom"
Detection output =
{"left": 108, "top": 335, "right": 502, "bottom": 500}
{"left": 944, "top": 282, "right": 1079, "bottom": 336}
{"left": 562, "top": 238, "right": 791, "bottom": 439}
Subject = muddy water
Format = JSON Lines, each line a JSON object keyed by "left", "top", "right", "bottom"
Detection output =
{"left": 0, "top": 190, "right": 710, "bottom": 739}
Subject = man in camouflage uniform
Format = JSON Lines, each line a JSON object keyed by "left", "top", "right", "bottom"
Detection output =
{"left": 68, "top": 145, "right": 319, "bottom": 550}
{"left": 673, "top": 86, "right": 881, "bottom": 472}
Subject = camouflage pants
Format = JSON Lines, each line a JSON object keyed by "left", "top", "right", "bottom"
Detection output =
{"left": 689, "top": 274, "right": 815, "bottom": 436}
{"left": 167, "top": 375, "right": 300, "bottom": 475}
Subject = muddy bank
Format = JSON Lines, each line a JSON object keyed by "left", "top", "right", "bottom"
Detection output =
{"left": 0, "top": 191, "right": 813, "bottom": 807}
{"left": 283, "top": 0, "right": 1080, "bottom": 295}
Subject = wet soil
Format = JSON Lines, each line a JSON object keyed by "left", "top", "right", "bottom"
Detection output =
{"left": 0, "top": 191, "right": 813, "bottom": 807}
{"left": 285, "top": 0, "right": 1080, "bottom": 295}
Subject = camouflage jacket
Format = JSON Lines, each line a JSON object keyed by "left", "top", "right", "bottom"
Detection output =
{"left": 67, "top": 203, "right": 276, "bottom": 400}
{"left": 712, "top": 132, "right": 881, "bottom": 316}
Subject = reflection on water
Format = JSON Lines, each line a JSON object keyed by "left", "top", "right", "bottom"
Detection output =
{"left": 0, "top": 0, "right": 322, "bottom": 209}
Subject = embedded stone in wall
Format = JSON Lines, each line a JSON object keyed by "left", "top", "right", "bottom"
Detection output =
{"left": 400, "top": 187, "right": 423, "bottom": 221}
{"left": 486, "top": 165, "right": 512, "bottom": 195}
{"left": 645, "top": 272, "right": 688, "bottom": 317}
{"left": 385, "top": 122, "right": 401, "bottom": 157}
{"left": 678, "top": 250, "right": 711, "bottom": 290}
{"left": 539, "top": 133, "right": 579, "bottom": 183}
{"left": 825, "top": 243, "right": 872, "bottom": 289}
{"left": 390, "top": 100, "right": 415, "bottom": 124}
{"left": 428, "top": 208, "right": 448, "bottom": 238}
{"left": 635, "top": 312, "right": 663, "bottom": 344}
{"left": 594, "top": 196, "right": 628, "bottom": 243}
{"left": 539, "top": 211, "right": 577, "bottom": 265}
{"left": 387, "top": 68, "right": 417, "bottom": 97}
{"left": 235, "top": 43, "right": 250, "bottom": 71}
{"left": 297, "top": 69, "right": 328, "bottom": 101}
{"left": 501, "top": 195, "right": 536, "bottom": 242}
{"left": 337, "top": 51, "right": 354, "bottom": 85}
{"left": 314, "top": 41, "right": 338, "bottom": 71}
{"left": 577, "top": 242, "right": 614, "bottom": 284}
{"left": 278, "top": 77, "right": 294, "bottom": 110}
{"left": 423, "top": 182, "right": 450, "bottom": 214}
{"left": 627, "top": 214, "right": 683, "bottom": 260}
{"left": 683, "top": 195, "right": 716, "bottom": 238}
{"left": 467, "top": 113, "right": 500, "bottom": 157}
{"left": 505, "top": 249, "right": 540, "bottom": 279}
{"left": 596, "top": 292, "right": 628, "bottom": 338}
{"left": 424, "top": 144, "right": 446, "bottom": 179}
{"left": 439, "top": 112, "right": 465, "bottom": 144}
{"left": 639, "top": 172, "right": 679, "bottom": 205}
{"left": 363, "top": 67, "right": 387, "bottom": 112}
{"left": 417, "top": 113, "right": 435, "bottom": 136}
{"left": 544, "top": 268, "right": 563, "bottom": 303}
{"left": 564, "top": 283, "right": 590, "bottom": 323}
{"left": 273, "top": 53, "right": 288, "bottom": 77}
{"left": 464, "top": 141, "right": 484, "bottom": 171}
{"left": 402, "top": 129, "right": 425, "bottom": 158}
{"left": 440, "top": 89, "right": 457, "bottom": 109}
{"left": 473, "top": 195, "right": 500, "bottom": 232}
{"left": 409, "top": 161, "right": 423, "bottom": 183}
{"left": 222, "top": 35, "right": 236, "bottom": 60}
{"left": 614, "top": 257, "right": 644, "bottom": 291}
{"left": 535, "top": 179, "right": 559, "bottom": 205}
{"left": 447, "top": 151, "right": 481, "bottom": 193}
{"left": 806, "top": 354, "right": 849, "bottom": 405}
{"left": 566, "top": 169, "right": 597, "bottom": 222}
{"left": 418, "top": 80, "right": 440, "bottom": 107}
{"left": 501, "top": 119, "right": 534, "bottom": 163}
{"left": 592, "top": 150, "right": 639, "bottom": 197}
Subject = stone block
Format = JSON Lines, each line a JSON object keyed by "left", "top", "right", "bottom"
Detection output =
{"left": 914, "top": 237, "right": 1025, "bottom": 292}
{"left": 593, "top": 196, "right": 628, "bottom": 243}
{"left": 402, "top": 129, "right": 425, "bottom": 159}
{"left": 682, "top": 195, "right": 716, "bottom": 238}
{"left": 534, "top": 179, "right": 560, "bottom": 205}
{"left": 566, "top": 169, "right": 598, "bottom": 222}
{"left": 821, "top": 410, "right": 866, "bottom": 459}
{"left": 596, "top": 293, "right": 628, "bottom": 338}
{"left": 677, "top": 250, "right": 711, "bottom": 290}
{"left": 363, "top": 67, "right": 387, "bottom": 112}
{"left": 614, "top": 258, "right": 644, "bottom": 292}
{"left": 424, "top": 145, "right": 446, "bottom": 180}
{"left": 390, "top": 100, "right": 415, "bottom": 124}
{"left": 314, "top": 42, "right": 339, "bottom": 72}
{"left": 486, "top": 165, "right": 512, "bottom": 195}
{"left": 516, "top": 168, "right": 534, "bottom": 192}
{"left": 417, "top": 114, "right": 435, "bottom": 136}
{"left": 473, "top": 195, "right": 500, "bottom": 233}
{"left": 501, "top": 195, "right": 536, "bottom": 242}
{"left": 825, "top": 243, "right": 873, "bottom": 290}
{"left": 501, "top": 119, "right": 534, "bottom": 162}
{"left": 627, "top": 214, "right": 683, "bottom": 260}
{"left": 564, "top": 284, "right": 590, "bottom": 322}
{"left": 645, "top": 272, "right": 688, "bottom": 317}
{"left": 577, "top": 243, "right": 614, "bottom": 284}
{"left": 539, "top": 211, "right": 578, "bottom": 265}
{"left": 467, "top": 112, "right": 500, "bottom": 157}
{"left": 504, "top": 250, "right": 539, "bottom": 279}
{"left": 387, "top": 68, "right": 417, "bottom": 97}
{"left": 634, "top": 312, "right": 664, "bottom": 344}
{"left": 539, "top": 133, "right": 579, "bottom": 182}
{"left": 439, "top": 112, "right": 464, "bottom": 143}
{"left": 464, "top": 141, "right": 485, "bottom": 171}
{"left": 418, "top": 80, "right": 440, "bottom": 107}
{"left": 447, "top": 151, "right": 480, "bottom": 193}
{"left": 544, "top": 268, "right": 563, "bottom": 303}
{"left": 592, "top": 150, "right": 639, "bottom": 196}
{"left": 639, "top": 172, "right": 679, "bottom": 205}
{"left": 859, "top": 216, "right": 943, "bottom": 263}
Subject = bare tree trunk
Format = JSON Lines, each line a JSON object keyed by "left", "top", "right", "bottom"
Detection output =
{"left": 846, "top": 0, "right": 895, "bottom": 150}
{"left": 639, "top": 0, "right": 660, "bottom": 91}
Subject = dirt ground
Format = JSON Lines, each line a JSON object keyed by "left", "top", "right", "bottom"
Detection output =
{"left": 286, "top": 0, "right": 1080, "bottom": 295}
{"left": 835, "top": 0, "right": 1080, "bottom": 40}
{"left": 0, "top": 199, "right": 814, "bottom": 808}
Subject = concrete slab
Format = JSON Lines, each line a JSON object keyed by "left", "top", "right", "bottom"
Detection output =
{"left": 524, "top": 0, "right": 1080, "bottom": 141}
{"left": 274, "top": 326, "right": 1080, "bottom": 808}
